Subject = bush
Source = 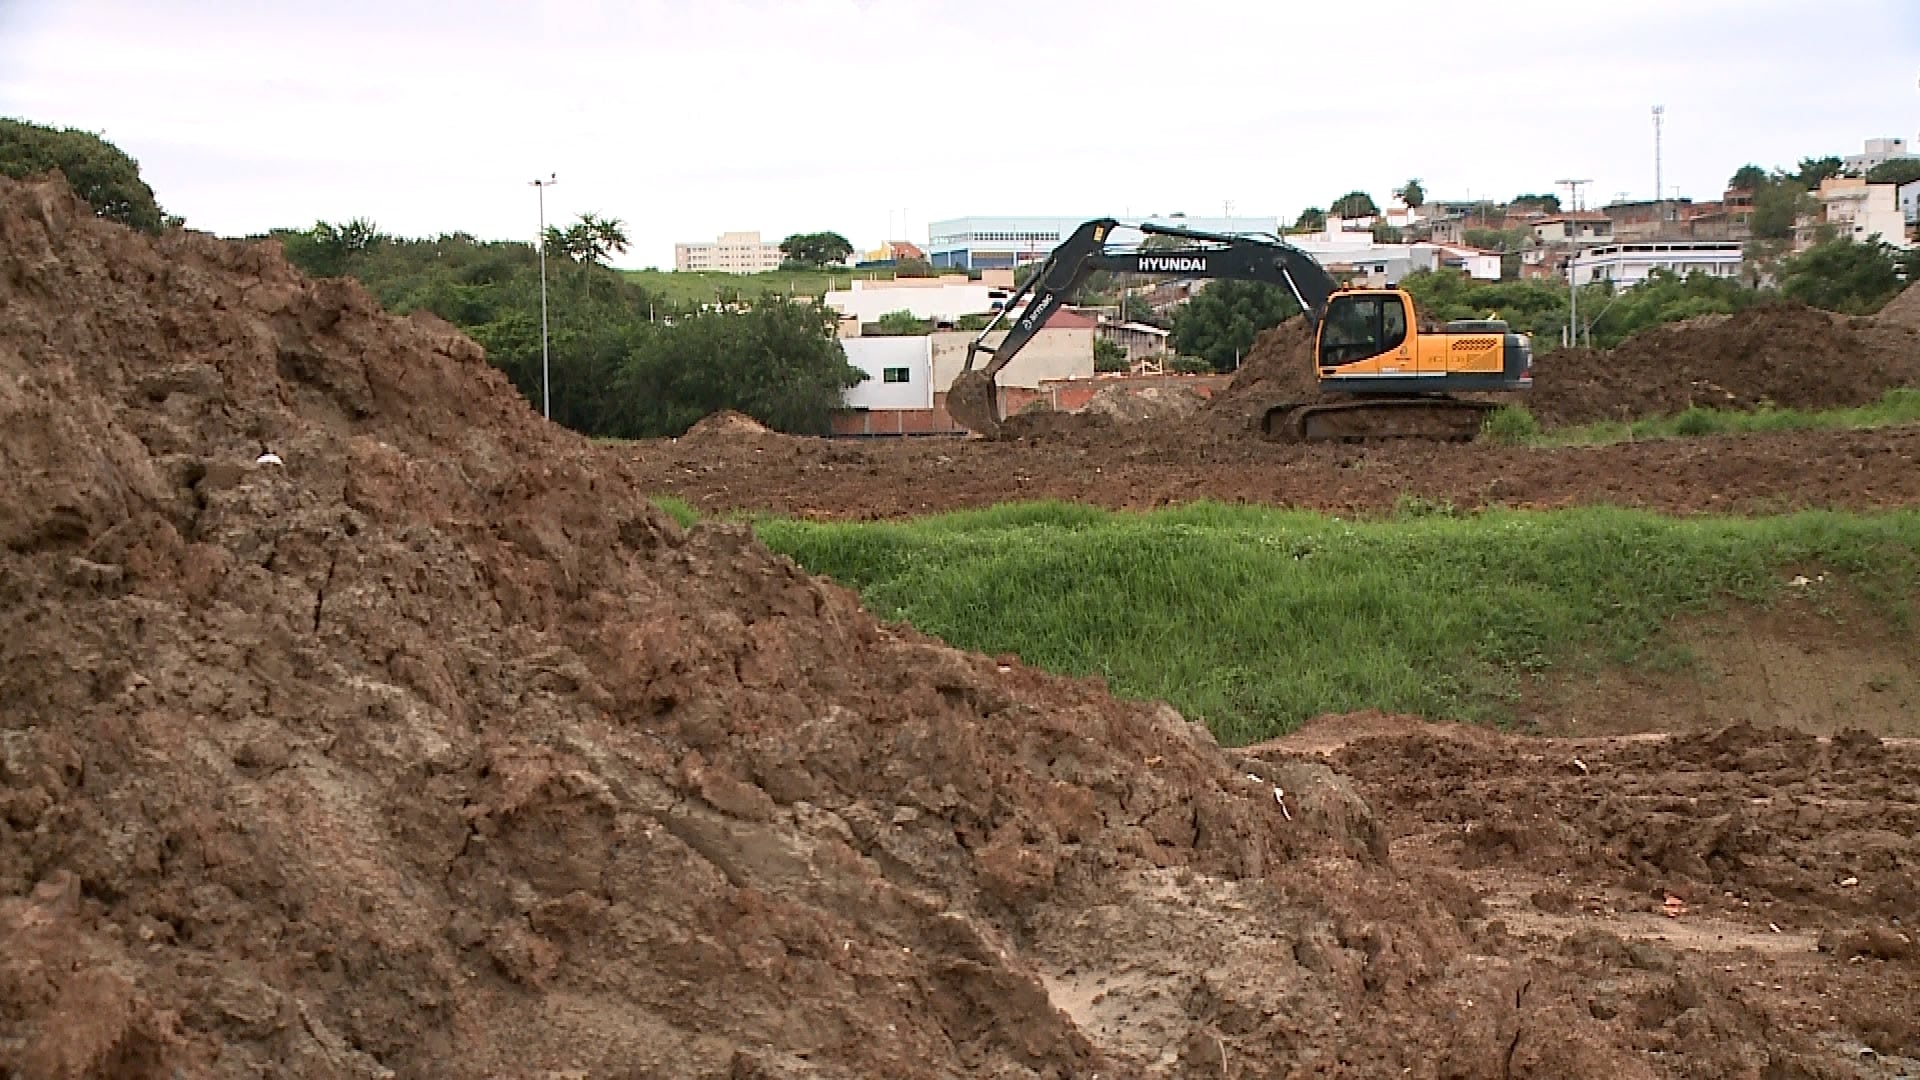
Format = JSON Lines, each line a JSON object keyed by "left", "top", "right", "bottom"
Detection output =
{"left": 1673, "top": 406, "right": 1719, "bottom": 436}
{"left": 1093, "top": 338, "right": 1129, "bottom": 373}
{"left": 1481, "top": 405, "right": 1541, "bottom": 444}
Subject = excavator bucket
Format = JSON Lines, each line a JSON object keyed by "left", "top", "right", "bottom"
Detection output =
{"left": 947, "top": 369, "right": 1002, "bottom": 437}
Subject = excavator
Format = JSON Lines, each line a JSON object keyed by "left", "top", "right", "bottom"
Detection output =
{"left": 948, "top": 218, "right": 1534, "bottom": 441}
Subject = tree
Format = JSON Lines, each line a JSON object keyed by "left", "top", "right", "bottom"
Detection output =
{"left": 1796, "top": 156, "right": 1844, "bottom": 188}
{"left": 1727, "top": 164, "right": 1769, "bottom": 192}
{"left": 543, "top": 212, "right": 629, "bottom": 266}
{"left": 1750, "top": 180, "right": 1808, "bottom": 241}
{"left": 1396, "top": 179, "right": 1426, "bottom": 209}
{"left": 1508, "top": 193, "right": 1562, "bottom": 214}
{"left": 1169, "top": 279, "right": 1300, "bottom": 372}
{"left": 1093, "top": 337, "right": 1129, "bottom": 373}
{"left": 869, "top": 309, "right": 930, "bottom": 336}
{"left": 778, "top": 231, "right": 854, "bottom": 268}
{"left": 1292, "top": 207, "right": 1326, "bottom": 233}
{"left": 0, "top": 117, "right": 168, "bottom": 232}
{"left": 613, "top": 300, "right": 864, "bottom": 436}
{"left": 1779, "top": 235, "right": 1903, "bottom": 315}
{"left": 1867, "top": 158, "right": 1920, "bottom": 187}
{"left": 1330, "top": 191, "right": 1379, "bottom": 219}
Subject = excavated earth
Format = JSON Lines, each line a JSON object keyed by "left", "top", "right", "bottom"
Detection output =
{"left": 626, "top": 303, "right": 1920, "bottom": 520}
{"left": 4, "top": 174, "right": 1920, "bottom": 1079}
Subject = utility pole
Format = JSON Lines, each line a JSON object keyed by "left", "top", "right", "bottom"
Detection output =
{"left": 1556, "top": 177, "right": 1590, "bottom": 347}
{"left": 1652, "top": 105, "right": 1666, "bottom": 225}
{"left": 530, "top": 173, "right": 558, "bottom": 420}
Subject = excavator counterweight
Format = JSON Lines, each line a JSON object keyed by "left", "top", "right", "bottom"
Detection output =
{"left": 951, "top": 219, "right": 1532, "bottom": 442}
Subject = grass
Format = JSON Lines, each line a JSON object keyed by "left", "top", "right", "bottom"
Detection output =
{"left": 1485, "top": 388, "right": 1920, "bottom": 447}
{"left": 620, "top": 267, "right": 896, "bottom": 307}
{"left": 744, "top": 502, "right": 1920, "bottom": 746}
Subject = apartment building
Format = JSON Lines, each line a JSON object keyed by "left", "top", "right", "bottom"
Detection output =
{"left": 1843, "top": 137, "right": 1916, "bottom": 176}
{"left": 1812, "top": 177, "right": 1909, "bottom": 248}
{"left": 673, "top": 231, "right": 785, "bottom": 273}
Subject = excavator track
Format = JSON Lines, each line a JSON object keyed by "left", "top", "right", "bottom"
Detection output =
{"left": 1262, "top": 396, "right": 1498, "bottom": 443}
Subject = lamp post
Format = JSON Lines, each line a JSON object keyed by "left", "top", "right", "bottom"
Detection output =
{"left": 530, "top": 173, "right": 558, "bottom": 419}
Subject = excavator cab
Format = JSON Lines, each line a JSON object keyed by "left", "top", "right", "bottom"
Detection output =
{"left": 1317, "top": 291, "right": 1410, "bottom": 369}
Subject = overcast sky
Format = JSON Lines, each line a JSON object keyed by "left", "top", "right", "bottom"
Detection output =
{"left": 4, "top": 0, "right": 1917, "bottom": 268}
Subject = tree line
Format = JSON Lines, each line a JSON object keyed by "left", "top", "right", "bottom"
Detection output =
{"left": 272, "top": 219, "right": 863, "bottom": 437}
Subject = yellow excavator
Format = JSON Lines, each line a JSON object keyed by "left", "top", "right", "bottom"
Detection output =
{"left": 948, "top": 218, "right": 1533, "bottom": 441}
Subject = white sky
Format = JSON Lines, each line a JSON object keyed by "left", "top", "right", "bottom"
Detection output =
{"left": 4, "top": 0, "right": 1917, "bottom": 268}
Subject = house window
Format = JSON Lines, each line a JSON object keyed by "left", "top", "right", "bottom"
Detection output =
{"left": 882, "top": 367, "right": 910, "bottom": 383}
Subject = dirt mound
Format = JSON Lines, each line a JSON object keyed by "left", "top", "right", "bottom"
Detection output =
{"left": 1875, "top": 283, "right": 1920, "bottom": 332}
{"left": 1082, "top": 383, "right": 1209, "bottom": 423}
{"left": 9, "top": 173, "right": 1915, "bottom": 1078}
{"left": 1201, "top": 316, "right": 1321, "bottom": 433}
{"left": 0, "top": 175, "right": 1320, "bottom": 1077}
{"left": 682, "top": 408, "right": 772, "bottom": 439}
{"left": 1528, "top": 301, "right": 1920, "bottom": 426}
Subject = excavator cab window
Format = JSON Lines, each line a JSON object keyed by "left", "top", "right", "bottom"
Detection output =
{"left": 1318, "top": 294, "right": 1408, "bottom": 368}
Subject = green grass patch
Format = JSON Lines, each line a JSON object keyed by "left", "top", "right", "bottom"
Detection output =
{"left": 755, "top": 502, "right": 1920, "bottom": 745}
{"left": 621, "top": 267, "right": 895, "bottom": 307}
{"left": 1508, "top": 388, "right": 1920, "bottom": 447}
{"left": 650, "top": 495, "right": 700, "bottom": 529}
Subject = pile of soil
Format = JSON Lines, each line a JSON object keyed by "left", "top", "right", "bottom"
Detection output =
{"left": 1526, "top": 301, "right": 1920, "bottom": 426}
{"left": 0, "top": 175, "right": 1313, "bottom": 1077}
{"left": 8, "top": 173, "right": 1916, "bottom": 1078}
{"left": 681, "top": 408, "right": 773, "bottom": 439}
{"left": 1201, "top": 316, "right": 1320, "bottom": 432}
{"left": 1875, "top": 283, "right": 1920, "bottom": 332}
{"left": 1082, "top": 383, "right": 1209, "bottom": 423}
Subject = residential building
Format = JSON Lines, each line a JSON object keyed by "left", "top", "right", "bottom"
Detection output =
{"left": 1530, "top": 213, "right": 1614, "bottom": 245}
{"left": 856, "top": 241, "right": 925, "bottom": 267}
{"left": 1569, "top": 242, "right": 1744, "bottom": 289}
{"left": 1812, "top": 176, "right": 1909, "bottom": 248}
{"left": 1900, "top": 179, "right": 1920, "bottom": 226}
{"left": 841, "top": 336, "right": 934, "bottom": 411}
{"left": 1603, "top": 199, "right": 1689, "bottom": 240}
{"left": 1843, "top": 137, "right": 1917, "bottom": 175}
{"left": 926, "top": 214, "right": 1280, "bottom": 270}
{"left": 1097, "top": 318, "right": 1172, "bottom": 367}
{"left": 831, "top": 312, "right": 1095, "bottom": 436}
{"left": 673, "top": 231, "right": 785, "bottom": 273}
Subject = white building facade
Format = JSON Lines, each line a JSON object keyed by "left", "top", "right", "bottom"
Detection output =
{"left": 673, "top": 231, "right": 785, "bottom": 273}
{"left": 822, "top": 279, "right": 1008, "bottom": 323}
{"left": 1569, "top": 242, "right": 1744, "bottom": 288}
{"left": 841, "top": 337, "right": 934, "bottom": 410}
{"left": 1815, "top": 177, "right": 1910, "bottom": 248}
{"left": 1844, "top": 137, "right": 1916, "bottom": 175}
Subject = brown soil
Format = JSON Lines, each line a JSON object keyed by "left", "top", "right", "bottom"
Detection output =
{"left": 1876, "top": 284, "right": 1920, "bottom": 333}
{"left": 621, "top": 422, "right": 1920, "bottom": 519}
{"left": 9, "top": 172, "right": 1920, "bottom": 1078}
{"left": 1526, "top": 302, "right": 1920, "bottom": 426}
{"left": 682, "top": 408, "right": 773, "bottom": 439}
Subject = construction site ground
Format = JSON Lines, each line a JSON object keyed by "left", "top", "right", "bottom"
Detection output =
{"left": 3, "top": 173, "right": 1918, "bottom": 1079}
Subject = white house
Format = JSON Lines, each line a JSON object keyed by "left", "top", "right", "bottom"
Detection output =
{"left": 1843, "top": 137, "right": 1916, "bottom": 176}
{"left": 841, "top": 336, "right": 934, "bottom": 410}
{"left": 1899, "top": 178, "right": 1920, "bottom": 226}
{"left": 1569, "top": 241, "right": 1744, "bottom": 289}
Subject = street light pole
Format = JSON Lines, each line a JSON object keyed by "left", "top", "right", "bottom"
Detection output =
{"left": 530, "top": 173, "right": 558, "bottom": 419}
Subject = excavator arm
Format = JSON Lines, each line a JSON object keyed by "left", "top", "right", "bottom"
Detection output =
{"left": 948, "top": 218, "right": 1339, "bottom": 434}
